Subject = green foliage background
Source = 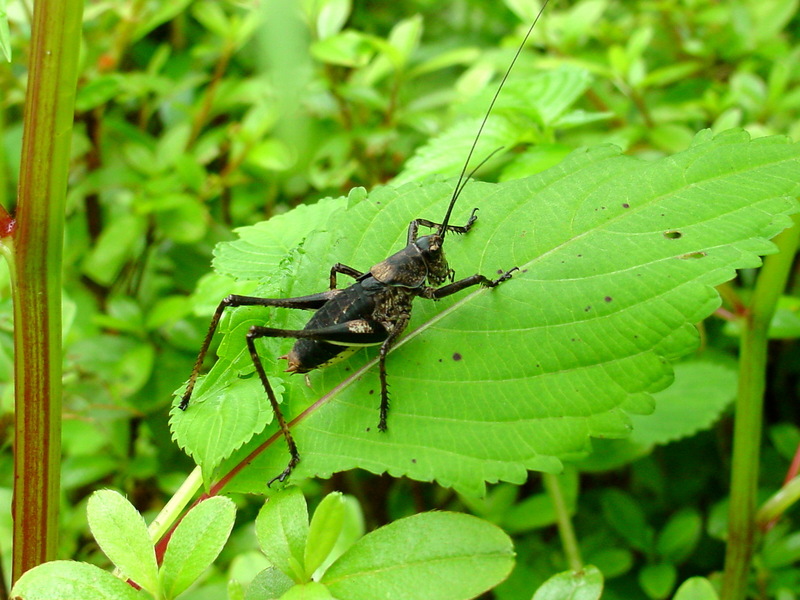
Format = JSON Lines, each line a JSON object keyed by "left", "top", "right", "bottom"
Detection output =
{"left": 3, "top": 0, "right": 800, "bottom": 599}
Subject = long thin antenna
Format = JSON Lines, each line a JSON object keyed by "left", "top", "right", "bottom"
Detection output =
{"left": 440, "top": 0, "right": 550, "bottom": 235}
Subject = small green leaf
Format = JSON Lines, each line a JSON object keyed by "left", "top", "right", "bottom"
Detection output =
{"left": 305, "top": 492, "right": 346, "bottom": 576}
{"left": 316, "top": 0, "right": 351, "bottom": 40}
{"left": 86, "top": 490, "right": 159, "bottom": 594}
{"left": 245, "top": 567, "right": 295, "bottom": 600}
{"left": 0, "top": 0, "right": 10, "bottom": 62}
{"left": 160, "top": 496, "right": 237, "bottom": 599}
{"left": 255, "top": 487, "right": 309, "bottom": 582}
{"left": 761, "top": 530, "right": 800, "bottom": 568}
{"left": 601, "top": 489, "right": 653, "bottom": 553}
{"left": 502, "top": 469, "right": 578, "bottom": 533}
{"left": 81, "top": 214, "right": 147, "bottom": 286}
{"left": 672, "top": 577, "right": 720, "bottom": 600}
{"left": 310, "top": 30, "right": 374, "bottom": 67}
{"left": 75, "top": 75, "right": 123, "bottom": 111}
{"left": 10, "top": 561, "right": 142, "bottom": 600}
{"left": 656, "top": 509, "right": 703, "bottom": 564}
{"left": 280, "top": 581, "right": 336, "bottom": 600}
{"left": 192, "top": 0, "right": 231, "bottom": 38}
{"left": 587, "top": 548, "right": 634, "bottom": 578}
{"left": 532, "top": 565, "right": 604, "bottom": 600}
{"left": 638, "top": 563, "right": 677, "bottom": 600}
{"left": 321, "top": 512, "right": 514, "bottom": 600}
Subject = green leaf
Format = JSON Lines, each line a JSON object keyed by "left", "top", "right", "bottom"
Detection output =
{"left": 311, "top": 30, "right": 374, "bottom": 67}
{"left": 629, "top": 359, "right": 737, "bottom": 446}
{"left": 305, "top": 492, "right": 346, "bottom": 576}
{"left": 81, "top": 213, "right": 147, "bottom": 286}
{"left": 75, "top": 75, "right": 123, "bottom": 111}
{"left": 171, "top": 370, "right": 278, "bottom": 481}
{"left": 315, "top": 0, "right": 351, "bottom": 40}
{"left": 86, "top": 490, "right": 159, "bottom": 594}
{"left": 531, "top": 565, "right": 604, "bottom": 600}
{"left": 601, "top": 489, "right": 653, "bottom": 553}
{"left": 638, "top": 563, "right": 677, "bottom": 600}
{"left": 160, "top": 496, "right": 236, "bottom": 599}
{"left": 132, "top": 0, "right": 194, "bottom": 40}
{"left": 10, "top": 561, "right": 142, "bottom": 600}
{"left": 255, "top": 487, "right": 309, "bottom": 582}
{"left": 761, "top": 530, "right": 800, "bottom": 568}
{"left": 394, "top": 67, "right": 592, "bottom": 187}
{"left": 0, "top": 0, "right": 9, "bottom": 62}
{"left": 280, "top": 582, "right": 336, "bottom": 599}
{"left": 191, "top": 0, "right": 231, "bottom": 38}
{"left": 245, "top": 567, "right": 295, "bottom": 600}
{"left": 672, "top": 577, "right": 719, "bottom": 600}
{"left": 502, "top": 469, "right": 578, "bottom": 533}
{"left": 172, "top": 130, "right": 800, "bottom": 495}
{"left": 655, "top": 509, "right": 703, "bottom": 564}
{"left": 213, "top": 193, "right": 354, "bottom": 282}
{"left": 321, "top": 512, "right": 514, "bottom": 600}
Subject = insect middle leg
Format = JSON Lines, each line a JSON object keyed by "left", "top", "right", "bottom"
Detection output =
{"left": 329, "top": 263, "right": 363, "bottom": 289}
{"left": 180, "top": 291, "right": 341, "bottom": 410}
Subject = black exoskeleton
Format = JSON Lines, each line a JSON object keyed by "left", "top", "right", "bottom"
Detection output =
{"left": 179, "top": 2, "right": 550, "bottom": 485}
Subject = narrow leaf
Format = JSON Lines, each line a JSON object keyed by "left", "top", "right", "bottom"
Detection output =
{"left": 255, "top": 487, "right": 309, "bottom": 582}
{"left": 305, "top": 492, "right": 346, "bottom": 577}
{"left": 160, "top": 496, "right": 237, "bottom": 599}
{"left": 86, "top": 490, "right": 159, "bottom": 594}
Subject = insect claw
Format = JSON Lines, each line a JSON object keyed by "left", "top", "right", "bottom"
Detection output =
{"left": 267, "top": 454, "right": 300, "bottom": 488}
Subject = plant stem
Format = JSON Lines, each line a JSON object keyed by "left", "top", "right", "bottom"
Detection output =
{"left": 720, "top": 216, "right": 800, "bottom": 600}
{"left": 542, "top": 472, "right": 583, "bottom": 572}
{"left": 11, "top": 0, "right": 84, "bottom": 583}
{"left": 756, "top": 476, "right": 800, "bottom": 528}
{"left": 148, "top": 466, "right": 203, "bottom": 546}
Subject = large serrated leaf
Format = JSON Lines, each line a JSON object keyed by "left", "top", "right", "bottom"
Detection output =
{"left": 171, "top": 130, "right": 800, "bottom": 495}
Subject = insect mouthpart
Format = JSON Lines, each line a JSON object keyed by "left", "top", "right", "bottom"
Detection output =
{"left": 416, "top": 234, "right": 452, "bottom": 285}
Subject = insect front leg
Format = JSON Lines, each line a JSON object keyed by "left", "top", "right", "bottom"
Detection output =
{"left": 329, "top": 263, "right": 363, "bottom": 289}
{"left": 180, "top": 291, "right": 340, "bottom": 410}
{"left": 407, "top": 208, "right": 479, "bottom": 243}
{"left": 427, "top": 267, "right": 518, "bottom": 299}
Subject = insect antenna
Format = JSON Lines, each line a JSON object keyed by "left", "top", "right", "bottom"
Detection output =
{"left": 439, "top": 0, "right": 551, "bottom": 236}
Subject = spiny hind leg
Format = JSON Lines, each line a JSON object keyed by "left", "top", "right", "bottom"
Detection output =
{"left": 377, "top": 315, "right": 410, "bottom": 432}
